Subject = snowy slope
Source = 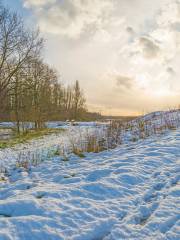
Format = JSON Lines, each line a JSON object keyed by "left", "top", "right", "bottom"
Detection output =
{"left": 0, "top": 128, "right": 179, "bottom": 239}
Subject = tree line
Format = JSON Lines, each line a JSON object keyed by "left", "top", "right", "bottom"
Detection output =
{"left": 0, "top": 2, "right": 100, "bottom": 132}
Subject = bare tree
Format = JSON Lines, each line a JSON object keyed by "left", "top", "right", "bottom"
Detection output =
{"left": 72, "top": 80, "right": 86, "bottom": 120}
{"left": 0, "top": 5, "right": 43, "bottom": 109}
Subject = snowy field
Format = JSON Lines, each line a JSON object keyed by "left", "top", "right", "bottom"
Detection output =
{"left": 0, "top": 112, "right": 180, "bottom": 239}
{"left": 0, "top": 124, "right": 106, "bottom": 173}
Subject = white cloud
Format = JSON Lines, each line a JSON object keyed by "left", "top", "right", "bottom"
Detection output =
{"left": 23, "top": 0, "right": 116, "bottom": 38}
{"left": 116, "top": 75, "right": 134, "bottom": 89}
{"left": 23, "top": 0, "right": 56, "bottom": 8}
{"left": 117, "top": 0, "right": 180, "bottom": 96}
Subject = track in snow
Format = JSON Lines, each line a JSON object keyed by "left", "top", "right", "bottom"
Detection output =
{"left": 0, "top": 129, "right": 179, "bottom": 239}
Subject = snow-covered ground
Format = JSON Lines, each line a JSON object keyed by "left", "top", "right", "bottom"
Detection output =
{"left": 0, "top": 128, "right": 179, "bottom": 239}
{"left": 0, "top": 121, "right": 105, "bottom": 129}
{"left": 0, "top": 125, "right": 106, "bottom": 174}
{"left": 0, "top": 111, "right": 180, "bottom": 239}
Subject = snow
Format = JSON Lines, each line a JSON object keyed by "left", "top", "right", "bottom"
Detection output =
{"left": 0, "top": 112, "right": 180, "bottom": 239}
{"left": 0, "top": 125, "right": 106, "bottom": 172}
{"left": 0, "top": 121, "right": 104, "bottom": 130}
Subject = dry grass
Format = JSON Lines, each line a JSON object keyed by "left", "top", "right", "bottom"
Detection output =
{"left": 0, "top": 128, "right": 64, "bottom": 149}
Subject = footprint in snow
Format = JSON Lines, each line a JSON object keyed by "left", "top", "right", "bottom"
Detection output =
{"left": 34, "top": 191, "right": 46, "bottom": 199}
{"left": 159, "top": 215, "right": 180, "bottom": 234}
{"left": 152, "top": 171, "right": 161, "bottom": 178}
{"left": 86, "top": 169, "right": 111, "bottom": 182}
{"left": 153, "top": 182, "right": 165, "bottom": 191}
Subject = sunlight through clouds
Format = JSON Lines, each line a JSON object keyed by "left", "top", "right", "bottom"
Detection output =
{"left": 22, "top": 0, "right": 180, "bottom": 115}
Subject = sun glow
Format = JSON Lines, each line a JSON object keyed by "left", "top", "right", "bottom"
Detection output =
{"left": 136, "top": 73, "right": 173, "bottom": 98}
{"left": 152, "top": 88, "right": 173, "bottom": 97}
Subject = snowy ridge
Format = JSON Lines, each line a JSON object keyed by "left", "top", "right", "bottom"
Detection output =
{"left": 132, "top": 109, "right": 180, "bottom": 129}
{"left": 120, "top": 109, "right": 180, "bottom": 143}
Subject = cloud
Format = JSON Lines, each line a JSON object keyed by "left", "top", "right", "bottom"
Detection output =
{"left": 23, "top": 0, "right": 116, "bottom": 38}
{"left": 116, "top": 75, "right": 134, "bottom": 89}
{"left": 166, "top": 67, "right": 175, "bottom": 75}
{"left": 171, "top": 22, "right": 180, "bottom": 32}
{"left": 139, "top": 37, "right": 160, "bottom": 59}
{"left": 23, "top": 0, "right": 56, "bottom": 8}
{"left": 119, "top": 0, "right": 180, "bottom": 94}
{"left": 126, "top": 26, "right": 135, "bottom": 37}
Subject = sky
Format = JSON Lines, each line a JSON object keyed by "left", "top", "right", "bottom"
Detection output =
{"left": 4, "top": 0, "right": 180, "bottom": 116}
